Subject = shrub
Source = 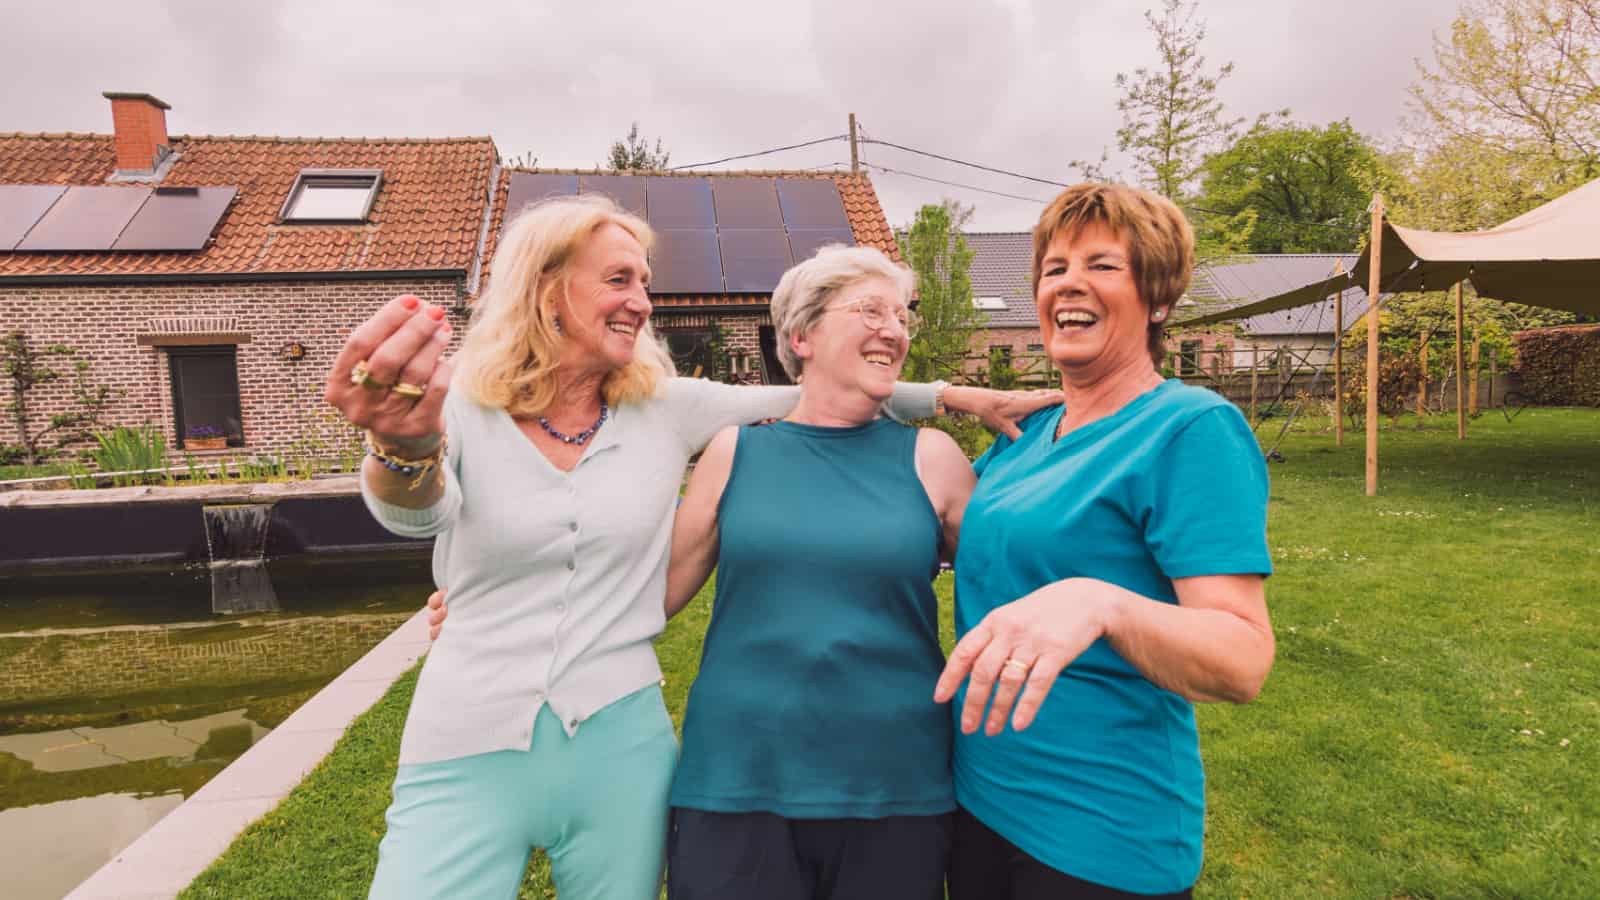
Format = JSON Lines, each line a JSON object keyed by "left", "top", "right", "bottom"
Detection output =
{"left": 90, "top": 425, "right": 168, "bottom": 485}
{"left": 1513, "top": 325, "right": 1600, "bottom": 406}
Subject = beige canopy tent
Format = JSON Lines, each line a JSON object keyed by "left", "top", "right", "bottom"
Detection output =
{"left": 1174, "top": 176, "right": 1600, "bottom": 494}
{"left": 1180, "top": 175, "right": 1600, "bottom": 327}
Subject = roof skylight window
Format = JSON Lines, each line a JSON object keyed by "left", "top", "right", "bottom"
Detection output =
{"left": 280, "top": 169, "right": 383, "bottom": 223}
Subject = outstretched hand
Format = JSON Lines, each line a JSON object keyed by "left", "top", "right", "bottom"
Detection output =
{"left": 942, "top": 386, "right": 1063, "bottom": 440}
{"left": 933, "top": 578, "right": 1123, "bottom": 734}
{"left": 324, "top": 294, "right": 454, "bottom": 455}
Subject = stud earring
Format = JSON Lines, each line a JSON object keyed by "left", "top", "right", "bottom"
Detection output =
{"left": 553, "top": 316, "right": 564, "bottom": 335}
{"left": 1152, "top": 310, "right": 1167, "bottom": 322}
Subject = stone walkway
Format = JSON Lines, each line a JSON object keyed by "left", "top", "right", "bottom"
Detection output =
{"left": 65, "top": 608, "right": 429, "bottom": 900}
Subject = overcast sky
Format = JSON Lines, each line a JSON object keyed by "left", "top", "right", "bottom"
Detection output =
{"left": 4, "top": 0, "right": 1457, "bottom": 230}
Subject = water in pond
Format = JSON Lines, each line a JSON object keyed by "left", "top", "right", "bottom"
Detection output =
{"left": 0, "top": 550, "right": 435, "bottom": 900}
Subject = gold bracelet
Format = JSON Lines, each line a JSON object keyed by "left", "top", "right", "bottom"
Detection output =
{"left": 365, "top": 432, "right": 447, "bottom": 491}
{"left": 932, "top": 380, "right": 949, "bottom": 416}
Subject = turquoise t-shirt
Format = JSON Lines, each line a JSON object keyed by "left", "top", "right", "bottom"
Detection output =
{"left": 670, "top": 417, "right": 955, "bottom": 818}
{"left": 953, "top": 379, "right": 1271, "bottom": 894}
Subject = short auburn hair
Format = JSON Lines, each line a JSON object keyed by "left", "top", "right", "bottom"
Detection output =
{"left": 1032, "top": 183, "right": 1194, "bottom": 363}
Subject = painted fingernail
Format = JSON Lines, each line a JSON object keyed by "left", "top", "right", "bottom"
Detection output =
{"left": 401, "top": 296, "right": 419, "bottom": 310}
{"left": 426, "top": 306, "right": 445, "bottom": 321}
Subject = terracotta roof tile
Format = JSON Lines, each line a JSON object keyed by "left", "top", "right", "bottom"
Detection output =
{"left": 0, "top": 133, "right": 497, "bottom": 278}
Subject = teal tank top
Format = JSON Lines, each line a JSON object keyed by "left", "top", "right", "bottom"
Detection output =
{"left": 669, "top": 417, "right": 956, "bottom": 818}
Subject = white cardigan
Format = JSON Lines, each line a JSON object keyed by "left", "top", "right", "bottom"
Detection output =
{"left": 363, "top": 377, "right": 937, "bottom": 764}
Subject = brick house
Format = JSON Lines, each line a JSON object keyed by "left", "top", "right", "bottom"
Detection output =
{"left": 1, "top": 93, "right": 495, "bottom": 460}
{"left": 965, "top": 232, "right": 1045, "bottom": 382}
{"left": 2, "top": 96, "right": 908, "bottom": 463}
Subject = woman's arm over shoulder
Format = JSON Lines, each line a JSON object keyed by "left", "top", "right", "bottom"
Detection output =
{"left": 666, "top": 425, "right": 739, "bottom": 618}
{"left": 915, "top": 427, "right": 977, "bottom": 559}
{"left": 663, "top": 377, "right": 799, "bottom": 453}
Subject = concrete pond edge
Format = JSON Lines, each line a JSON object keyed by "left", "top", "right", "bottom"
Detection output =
{"left": 65, "top": 608, "right": 431, "bottom": 900}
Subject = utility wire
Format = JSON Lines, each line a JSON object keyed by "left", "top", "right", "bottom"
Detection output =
{"left": 860, "top": 162, "right": 1053, "bottom": 204}
{"left": 858, "top": 137, "right": 1071, "bottom": 188}
{"left": 669, "top": 134, "right": 847, "bottom": 171}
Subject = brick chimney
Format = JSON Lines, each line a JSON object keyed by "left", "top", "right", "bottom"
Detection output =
{"left": 102, "top": 92, "right": 172, "bottom": 174}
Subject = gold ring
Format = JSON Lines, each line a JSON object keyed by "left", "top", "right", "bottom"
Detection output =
{"left": 350, "top": 360, "right": 391, "bottom": 391}
{"left": 1002, "top": 658, "right": 1031, "bottom": 674}
{"left": 391, "top": 381, "right": 426, "bottom": 399}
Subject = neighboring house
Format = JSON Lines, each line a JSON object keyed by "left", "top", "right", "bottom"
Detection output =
{"left": 1, "top": 92, "right": 496, "bottom": 457}
{"left": 965, "top": 232, "right": 1041, "bottom": 361}
{"left": 1, "top": 93, "right": 906, "bottom": 463}
{"left": 488, "top": 167, "right": 902, "bottom": 385}
{"left": 1173, "top": 253, "right": 1372, "bottom": 376}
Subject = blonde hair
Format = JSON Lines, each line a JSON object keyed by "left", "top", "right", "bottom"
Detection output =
{"left": 769, "top": 245, "right": 914, "bottom": 379}
{"left": 455, "top": 195, "right": 675, "bottom": 417}
{"left": 1032, "top": 183, "right": 1195, "bottom": 362}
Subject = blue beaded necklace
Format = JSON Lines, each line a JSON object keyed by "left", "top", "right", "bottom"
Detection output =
{"left": 537, "top": 400, "right": 609, "bottom": 445}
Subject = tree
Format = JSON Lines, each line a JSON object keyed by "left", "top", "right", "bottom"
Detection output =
{"left": 1193, "top": 120, "right": 1391, "bottom": 253}
{"left": 2, "top": 331, "right": 119, "bottom": 466}
{"left": 605, "top": 123, "right": 671, "bottom": 171}
{"left": 1114, "top": 0, "right": 1250, "bottom": 199}
{"left": 898, "top": 201, "right": 983, "bottom": 384}
{"left": 1408, "top": 0, "right": 1600, "bottom": 186}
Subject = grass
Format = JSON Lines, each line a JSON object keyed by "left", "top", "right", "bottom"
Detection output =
{"left": 185, "top": 408, "right": 1599, "bottom": 898}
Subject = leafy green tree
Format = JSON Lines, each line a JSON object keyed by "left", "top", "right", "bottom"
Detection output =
{"left": 1194, "top": 120, "right": 1389, "bottom": 253}
{"left": 2, "top": 331, "right": 119, "bottom": 466}
{"left": 898, "top": 201, "right": 982, "bottom": 384}
{"left": 1409, "top": 0, "right": 1600, "bottom": 186}
{"left": 605, "top": 123, "right": 671, "bottom": 171}
{"left": 1114, "top": 0, "right": 1250, "bottom": 199}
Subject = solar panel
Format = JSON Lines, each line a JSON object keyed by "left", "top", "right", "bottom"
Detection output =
{"left": 15, "top": 186, "right": 151, "bottom": 252}
{"left": 650, "top": 229, "right": 722, "bottom": 293}
{"left": 0, "top": 185, "right": 67, "bottom": 251}
{"left": 579, "top": 175, "right": 647, "bottom": 217}
{"left": 787, "top": 227, "right": 857, "bottom": 263}
{"left": 711, "top": 177, "right": 783, "bottom": 228}
{"left": 644, "top": 177, "right": 714, "bottom": 229}
{"left": 505, "top": 173, "right": 578, "bottom": 224}
{"left": 113, "top": 187, "right": 237, "bottom": 251}
{"left": 720, "top": 229, "right": 793, "bottom": 292}
{"left": 776, "top": 178, "right": 850, "bottom": 229}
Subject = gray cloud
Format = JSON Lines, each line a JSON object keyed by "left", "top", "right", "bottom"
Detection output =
{"left": 2, "top": 0, "right": 1457, "bottom": 229}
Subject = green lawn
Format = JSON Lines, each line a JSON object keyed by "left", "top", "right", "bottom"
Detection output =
{"left": 185, "top": 408, "right": 1600, "bottom": 899}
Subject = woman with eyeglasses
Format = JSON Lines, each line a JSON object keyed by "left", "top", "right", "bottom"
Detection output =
{"left": 660, "top": 244, "right": 983, "bottom": 900}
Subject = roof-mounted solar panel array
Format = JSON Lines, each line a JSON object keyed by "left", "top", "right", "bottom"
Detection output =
{"left": 497, "top": 171, "right": 859, "bottom": 293}
{"left": 1, "top": 184, "right": 237, "bottom": 253}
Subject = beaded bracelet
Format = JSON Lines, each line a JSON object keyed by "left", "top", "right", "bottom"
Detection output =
{"left": 365, "top": 432, "right": 447, "bottom": 491}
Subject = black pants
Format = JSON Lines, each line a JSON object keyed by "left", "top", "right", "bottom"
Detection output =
{"left": 666, "top": 807, "right": 952, "bottom": 900}
{"left": 948, "top": 806, "right": 1194, "bottom": 900}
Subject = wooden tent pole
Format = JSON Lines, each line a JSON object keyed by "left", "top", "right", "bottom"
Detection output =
{"left": 1366, "top": 195, "right": 1383, "bottom": 496}
{"left": 1333, "top": 269, "right": 1344, "bottom": 447}
{"left": 1455, "top": 281, "right": 1466, "bottom": 440}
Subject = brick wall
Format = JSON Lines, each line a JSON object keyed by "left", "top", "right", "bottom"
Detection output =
{"left": 1, "top": 278, "right": 468, "bottom": 458}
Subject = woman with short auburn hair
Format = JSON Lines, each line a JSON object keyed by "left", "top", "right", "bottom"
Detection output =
{"left": 325, "top": 194, "right": 1055, "bottom": 900}
{"left": 937, "top": 183, "right": 1275, "bottom": 899}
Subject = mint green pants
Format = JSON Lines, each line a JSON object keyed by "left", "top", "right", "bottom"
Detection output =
{"left": 368, "top": 685, "right": 679, "bottom": 900}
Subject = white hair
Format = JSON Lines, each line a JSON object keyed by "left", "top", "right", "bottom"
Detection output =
{"left": 769, "top": 245, "right": 914, "bottom": 379}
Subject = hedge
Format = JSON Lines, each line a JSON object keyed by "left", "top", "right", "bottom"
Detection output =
{"left": 1513, "top": 324, "right": 1600, "bottom": 406}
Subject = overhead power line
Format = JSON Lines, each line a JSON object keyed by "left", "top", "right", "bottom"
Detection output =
{"left": 670, "top": 134, "right": 847, "bottom": 171}
{"left": 860, "top": 162, "right": 1054, "bottom": 204}
{"left": 858, "top": 137, "right": 1072, "bottom": 188}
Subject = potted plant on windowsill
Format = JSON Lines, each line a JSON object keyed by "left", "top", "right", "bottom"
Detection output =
{"left": 185, "top": 425, "right": 227, "bottom": 450}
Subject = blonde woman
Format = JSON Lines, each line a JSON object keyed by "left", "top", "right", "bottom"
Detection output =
{"left": 323, "top": 195, "right": 1054, "bottom": 900}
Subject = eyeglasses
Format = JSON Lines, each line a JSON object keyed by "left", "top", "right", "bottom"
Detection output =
{"left": 825, "top": 297, "right": 920, "bottom": 337}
